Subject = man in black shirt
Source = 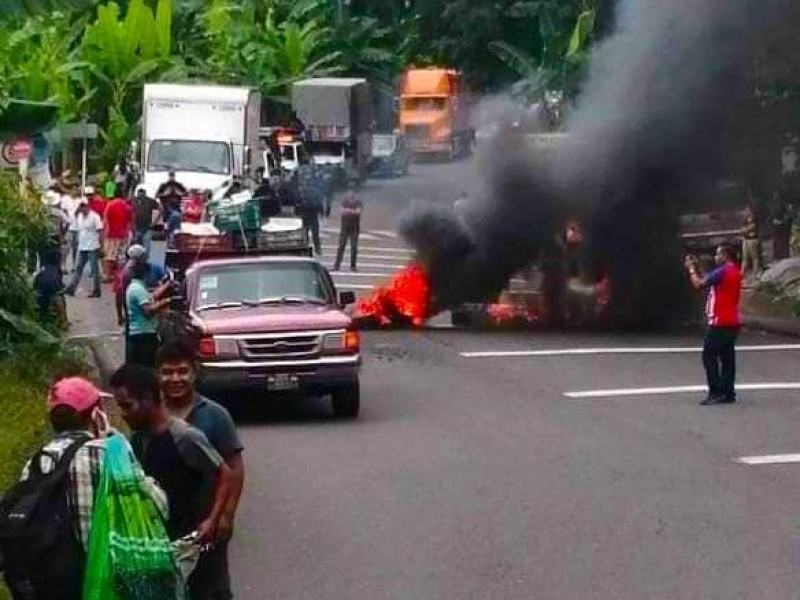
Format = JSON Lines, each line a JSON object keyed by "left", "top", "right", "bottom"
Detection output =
{"left": 110, "top": 364, "right": 234, "bottom": 600}
{"left": 132, "top": 188, "right": 159, "bottom": 255}
{"left": 333, "top": 183, "right": 363, "bottom": 271}
{"left": 156, "top": 171, "right": 187, "bottom": 216}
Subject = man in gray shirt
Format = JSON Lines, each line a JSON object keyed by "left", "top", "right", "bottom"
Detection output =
{"left": 156, "top": 341, "right": 245, "bottom": 600}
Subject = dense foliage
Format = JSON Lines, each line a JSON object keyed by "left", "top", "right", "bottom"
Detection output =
{"left": 0, "top": 0, "right": 599, "bottom": 166}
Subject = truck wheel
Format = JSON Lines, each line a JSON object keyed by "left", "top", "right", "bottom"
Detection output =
{"left": 332, "top": 382, "right": 360, "bottom": 419}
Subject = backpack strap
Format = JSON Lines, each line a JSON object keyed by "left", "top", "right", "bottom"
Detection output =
{"left": 29, "top": 435, "right": 93, "bottom": 482}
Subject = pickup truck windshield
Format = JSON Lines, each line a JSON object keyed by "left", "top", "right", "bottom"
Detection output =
{"left": 195, "top": 263, "right": 333, "bottom": 310}
{"left": 403, "top": 97, "right": 447, "bottom": 111}
{"left": 148, "top": 140, "right": 231, "bottom": 175}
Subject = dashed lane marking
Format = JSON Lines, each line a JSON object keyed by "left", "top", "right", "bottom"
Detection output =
{"left": 736, "top": 454, "right": 800, "bottom": 466}
{"left": 461, "top": 344, "right": 800, "bottom": 359}
{"left": 564, "top": 382, "right": 800, "bottom": 399}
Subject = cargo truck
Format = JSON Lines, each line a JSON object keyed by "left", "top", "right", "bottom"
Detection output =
{"left": 399, "top": 67, "right": 474, "bottom": 160}
{"left": 140, "top": 84, "right": 262, "bottom": 198}
{"left": 291, "top": 78, "right": 372, "bottom": 184}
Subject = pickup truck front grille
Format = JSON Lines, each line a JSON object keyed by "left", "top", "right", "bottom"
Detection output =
{"left": 240, "top": 333, "right": 321, "bottom": 361}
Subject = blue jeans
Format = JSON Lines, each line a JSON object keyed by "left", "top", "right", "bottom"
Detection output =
{"left": 135, "top": 229, "right": 153, "bottom": 257}
{"left": 67, "top": 250, "right": 101, "bottom": 295}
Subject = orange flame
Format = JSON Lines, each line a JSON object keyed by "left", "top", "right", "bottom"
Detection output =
{"left": 354, "top": 263, "right": 431, "bottom": 327}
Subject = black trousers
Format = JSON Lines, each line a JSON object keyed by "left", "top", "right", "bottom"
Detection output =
{"left": 303, "top": 215, "right": 321, "bottom": 255}
{"left": 702, "top": 326, "right": 739, "bottom": 400}
{"left": 127, "top": 333, "right": 159, "bottom": 367}
{"left": 187, "top": 543, "right": 233, "bottom": 600}
{"left": 334, "top": 223, "right": 359, "bottom": 269}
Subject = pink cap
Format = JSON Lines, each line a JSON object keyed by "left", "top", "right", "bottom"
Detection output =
{"left": 48, "top": 377, "right": 107, "bottom": 413}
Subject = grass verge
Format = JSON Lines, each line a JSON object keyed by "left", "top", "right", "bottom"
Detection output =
{"left": 0, "top": 343, "right": 88, "bottom": 599}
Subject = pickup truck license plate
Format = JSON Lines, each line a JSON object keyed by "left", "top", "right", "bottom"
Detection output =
{"left": 267, "top": 374, "right": 299, "bottom": 391}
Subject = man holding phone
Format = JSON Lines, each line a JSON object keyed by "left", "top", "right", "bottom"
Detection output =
{"left": 685, "top": 245, "right": 743, "bottom": 406}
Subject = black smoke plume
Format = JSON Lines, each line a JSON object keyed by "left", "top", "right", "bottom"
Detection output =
{"left": 401, "top": 0, "right": 782, "bottom": 327}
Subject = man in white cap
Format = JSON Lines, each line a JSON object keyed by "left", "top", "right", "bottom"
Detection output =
{"left": 114, "top": 244, "right": 169, "bottom": 359}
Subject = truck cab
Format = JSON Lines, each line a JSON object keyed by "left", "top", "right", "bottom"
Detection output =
{"left": 399, "top": 68, "right": 473, "bottom": 160}
{"left": 141, "top": 84, "right": 262, "bottom": 198}
{"left": 186, "top": 256, "right": 361, "bottom": 418}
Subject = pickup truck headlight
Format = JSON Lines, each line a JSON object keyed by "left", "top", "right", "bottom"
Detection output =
{"left": 321, "top": 330, "right": 360, "bottom": 354}
{"left": 197, "top": 336, "right": 240, "bottom": 360}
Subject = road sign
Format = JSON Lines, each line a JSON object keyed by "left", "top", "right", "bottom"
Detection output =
{"left": 60, "top": 122, "right": 99, "bottom": 140}
{"left": 1, "top": 138, "right": 33, "bottom": 164}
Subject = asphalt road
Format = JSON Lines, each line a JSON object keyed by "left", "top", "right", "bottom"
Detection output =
{"left": 224, "top": 160, "right": 800, "bottom": 599}
{"left": 66, "top": 157, "right": 800, "bottom": 598}
{"left": 232, "top": 328, "right": 800, "bottom": 600}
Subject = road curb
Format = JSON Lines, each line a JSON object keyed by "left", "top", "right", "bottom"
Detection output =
{"left": 86, "top": 338, "right": 118, "bottom": 385}
{"left": 744, "top": 314, "right": 800, "bottom": 339}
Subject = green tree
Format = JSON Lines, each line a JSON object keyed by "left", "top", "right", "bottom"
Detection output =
{"left": 80, "top": 0, "right": 174, "bottom": 163}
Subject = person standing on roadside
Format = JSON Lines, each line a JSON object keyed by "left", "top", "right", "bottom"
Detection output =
{"left": 685, "top": 244, "right": 743, "bottom": 406}
{"left": 333, "top": 182, "right": 363, "bottom": 272}
{"left": 65, "top": 201, "right": 104, "bottom": 298}
{"left": 771, "top": 192, "right": 792, "bottom": 261}
{"left": 156, "top": 341, "right": 244, "bottom": 600}
{"left": 103, "top": 193, "right": 133, "bottom": 282}
{"left": 2, "top": 377, "right": 166, "bottom": 600}
{"left": 132, "top": 188, "right": 159, "bottom": 256}
{"left": 295, "top": 167, "right": 323, "bottom": 255}
{"left": 741, "top": 202, "right": 761, "bottom": 281}
{"left": 109, "top": 364, "right": 235, "bottom": 600}
{"left": 126, "top": 261, "right": 171, "bottom": 366}
{"left": 60, "top": 186, "right": 82, "bottom": 272}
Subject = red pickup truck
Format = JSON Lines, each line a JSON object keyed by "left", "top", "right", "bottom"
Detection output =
{"left": 184, "top": 255, "right": 362, "bottom": 418}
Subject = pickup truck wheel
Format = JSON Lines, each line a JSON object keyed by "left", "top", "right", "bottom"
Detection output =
{"left": 332, "top": 382, "right": 360, "bottom": 419}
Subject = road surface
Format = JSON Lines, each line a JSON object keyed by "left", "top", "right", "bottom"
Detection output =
{"left": 66, "top": 158, "right": 800, "bottom": 599}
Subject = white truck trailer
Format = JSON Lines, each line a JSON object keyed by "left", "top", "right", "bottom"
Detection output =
{"left": 140, "top": 84, "right": 262, "bottom": 197}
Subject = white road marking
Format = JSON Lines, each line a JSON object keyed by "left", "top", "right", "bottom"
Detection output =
{"left": 330, "top": 271, "right": 397, "bottom": 279}
{"left": 321, "top": 253, "right": 412, "bottom": 262}
{"left": 736, "top": 454, "right": 800, "bottom": 466}
{"left": 461, "top": 344, "right": 800, "bottom": 359}
{"left": 564, "top": 382, "right": 800, "bottom": 399}
{"left": 335, "top": 283, "right": 375, "bottom": 290}
{"left": 370, "top": 230, "right": 400, "bottom": 239}
{"left": 322, "top": 244, "right": 414, "bottom": 255}
{"left": 324, "top": 262, "right": 402, "bottom": 270}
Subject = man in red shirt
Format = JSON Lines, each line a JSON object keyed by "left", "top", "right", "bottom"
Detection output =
{"left": 685, "top": 244, "right": 743, "bottom": 405}
{"left": 103, "top": 195, "right": 133, "bottom": 281}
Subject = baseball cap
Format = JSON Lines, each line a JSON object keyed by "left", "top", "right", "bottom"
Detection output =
{"left": 127, "top": 244, "right": 147, "bottom": 260}
{"left": 47, "top": 377, "right": 110, "bottom": 413}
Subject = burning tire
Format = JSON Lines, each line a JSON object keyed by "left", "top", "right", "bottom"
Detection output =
{"left": 332, "top": 382, "right": 361, "bottom": 419}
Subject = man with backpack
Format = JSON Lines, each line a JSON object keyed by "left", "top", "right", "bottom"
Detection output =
{"left": 0, "top": 377, "right": 167, "bottom": 600}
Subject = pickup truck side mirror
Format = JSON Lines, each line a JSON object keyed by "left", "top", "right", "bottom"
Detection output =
{"left": 339, "top": 291, "right": 356, "bottom": 306}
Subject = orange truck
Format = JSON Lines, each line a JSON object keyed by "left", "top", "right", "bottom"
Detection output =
{"left": 399, "top": 67, "right": 474, "bottom": 160}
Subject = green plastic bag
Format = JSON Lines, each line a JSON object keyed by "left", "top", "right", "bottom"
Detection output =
{"left": 83, "top": 435, "right": 183, "bottom": 600}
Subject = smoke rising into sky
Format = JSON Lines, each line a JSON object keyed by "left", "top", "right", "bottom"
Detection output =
{"left": 402, "top": 0, "right": 775, "bottom": 326}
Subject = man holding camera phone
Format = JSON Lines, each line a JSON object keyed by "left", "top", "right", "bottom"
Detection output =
{"left": 684, "top": 245, "right": 743, "bottom": 406}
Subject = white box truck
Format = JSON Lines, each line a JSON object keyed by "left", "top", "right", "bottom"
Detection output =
{"left": 140, "top": 84, "right": 262, "bottom": 197}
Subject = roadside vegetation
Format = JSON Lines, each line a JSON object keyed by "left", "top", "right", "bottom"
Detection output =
{"left": 0, "top": 0, "right": 599, "bottom": 168}
{"left": 0, "top": 177, "right": 89, "bottom": 595}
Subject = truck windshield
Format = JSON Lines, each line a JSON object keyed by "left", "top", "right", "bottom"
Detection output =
{"left": 195, "top": 262, "right": 333, "bottom": 309}
{"left": 281, "top": 144, "right": 311, "bottom": 165}
{"left": 148, "top": 140, "right": 231, "bottom": 175}
{"left": 403, "top": 97, "right": 447, "bottom": 111}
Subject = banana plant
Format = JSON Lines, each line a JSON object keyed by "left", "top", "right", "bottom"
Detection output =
{"left": 81, "top": 0, "right": 174, "bottom": 164}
